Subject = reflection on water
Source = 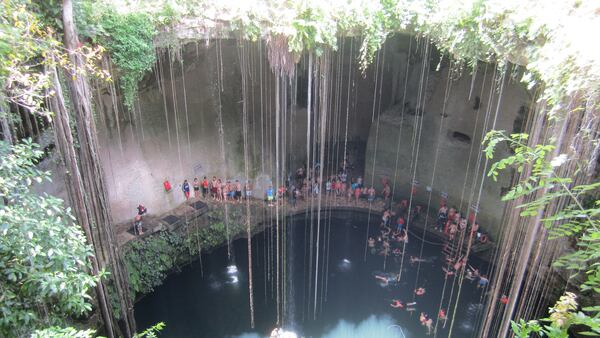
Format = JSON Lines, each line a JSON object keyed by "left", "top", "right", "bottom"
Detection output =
{"left": 321, "top": 315, "right": 408, "bottom": 338}
{"left": 235, "top": 315, "right": 407, "bottom": 338}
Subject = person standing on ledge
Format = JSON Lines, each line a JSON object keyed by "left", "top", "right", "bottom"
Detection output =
{"left": 202, "top": 176, "right": 209, "bottom": 198}
{"left": 137, "top": 204, "right": 147, "bottom": 216}
{"left": 193, "top": 177, "right": 200, "bottom": 199}
{"left": 182, "top": 179, "right": 190, "bottom": 200}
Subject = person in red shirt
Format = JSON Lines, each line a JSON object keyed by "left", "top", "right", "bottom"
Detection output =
{"left": 201, "top": 176, "right": 209, "bottom": 198}
{"left": 438, "top": 309, "right": 447, "bottom": 320}
{"left": 163, "top": 178, "right": 172, "bottom": 192}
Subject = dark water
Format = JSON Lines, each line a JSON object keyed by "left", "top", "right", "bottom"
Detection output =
{"left": 135, "top": 210, "right": 488, "bottom": 337}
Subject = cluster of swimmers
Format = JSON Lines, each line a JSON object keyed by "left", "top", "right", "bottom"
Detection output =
{"left": 437, "top": 202, "right": 488, "bottom": 244}
{"left": 365, "top": 197, "right": 500, "bottom": 335}
{"left": 389, "top": 298, "right": 441, "bottom": 335}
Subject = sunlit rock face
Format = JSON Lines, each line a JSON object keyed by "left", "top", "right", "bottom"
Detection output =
{"left": 41, "top": 34, "right": 528, "bottom": 224}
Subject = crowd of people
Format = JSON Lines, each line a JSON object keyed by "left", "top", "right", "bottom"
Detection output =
{"left": 366, "top": 198, "right": 498, "bottom": 335}
{"left": 130, "top": 161, "right": 502, "bottom": 334}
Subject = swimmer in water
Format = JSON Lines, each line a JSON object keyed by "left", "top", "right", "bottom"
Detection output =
{"left": 390, "top": 299, "right": 404, "bottom": 309}
{"left": 415, "top": 287, "right": 426, "bottom": 296}
{"left": 410, "top": 256, "right": 427, "bottom": 264}
{"left": 438, "top": 308, "right": 447, "bottom": 320}
{"left": 419, "top": 313, "right": 433, "bottom": 335}
{"left": 375, "top": 273, "right": 399, "bottom": 286}
{"left": 442, "top": 267, "right": 455, "bottom": 278}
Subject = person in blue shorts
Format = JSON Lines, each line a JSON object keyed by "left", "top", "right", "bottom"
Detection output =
{"left": 266, "top": 186, "right": 274, "bottom": 206}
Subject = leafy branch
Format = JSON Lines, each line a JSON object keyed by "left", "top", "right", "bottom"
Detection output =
{"left": 483, "top": 130, "right": 600, "bottom": 337}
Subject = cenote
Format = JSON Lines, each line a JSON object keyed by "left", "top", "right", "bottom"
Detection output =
{"left": 135, "top": 210, "right": 487, "bottom": 337}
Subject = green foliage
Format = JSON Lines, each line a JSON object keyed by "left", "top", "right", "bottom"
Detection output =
{"left": 124, "top": 204, "right": 256, "bottom": 297}
{"left": 30, "top": 321, "right": 165, "bottom": 338}
{"left": 31, "top": 326, "right": 96, "bottom": 338}
{"left": 95, "top": 8, "right": 156, "bottom": 112}
{"left": 0, "top": 140, "right": 96, "bottom": 337}
{"left": 133, "top": 321, "right": 166, "bottom": 338}
{"left": 512, "top": 293, "right": 600, "bottom": 337}
{"left": 484, "top": 131, "right": 600, "bottom": 336}
{"left": 123, "top": 231, "right": 186, "bottom": 295}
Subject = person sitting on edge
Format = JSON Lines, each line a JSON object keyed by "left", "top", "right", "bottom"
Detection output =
{"left": 415, "top": 287, "right": 426, "bottom": 296}
{"left": 390, "top": 299, "right": 404, "bottom": 309}
{"left": 182, "top": 179, "right": 190, "bottom": 200}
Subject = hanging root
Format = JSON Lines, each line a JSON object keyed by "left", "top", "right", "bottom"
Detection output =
{"left": 267, "top": 34, "right": 297, "bottom": 77}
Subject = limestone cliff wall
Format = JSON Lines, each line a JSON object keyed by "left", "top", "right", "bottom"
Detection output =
{"left": 364, "top": 45, "right": 530, "bottom": 238}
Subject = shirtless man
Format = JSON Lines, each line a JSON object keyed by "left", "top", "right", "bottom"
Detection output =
{"left": 367, "top": 187, "right": 376, "bottom": 202}
{"left": 210, "top": 177, "right": 218, "bottom": 199}
{"left": 454, "top": 257, "right": 465, "bottom": 271}
{"left": 419, "top": 313, "right": 433, "bottom": 335}
{"left": 459, "top": 218, "right": 468, "bottom": 231}
{"left": 383, "top": 183, "right": 391, "bottom": 200}
{"left": 223, "top": 181, "right": 230, "bottom": 201}
{"left": 235, "top": 180, "right": 242, "bottom": 202}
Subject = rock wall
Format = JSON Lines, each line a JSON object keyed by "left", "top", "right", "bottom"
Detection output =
{"left": 365, "top": 38, "right": 531, "bottom": 238}
{"left": 44, "top": 34, "right": 529, "bottom": 228}
{"left": 96, "top": 38, "right": 391, "bottom": 222}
